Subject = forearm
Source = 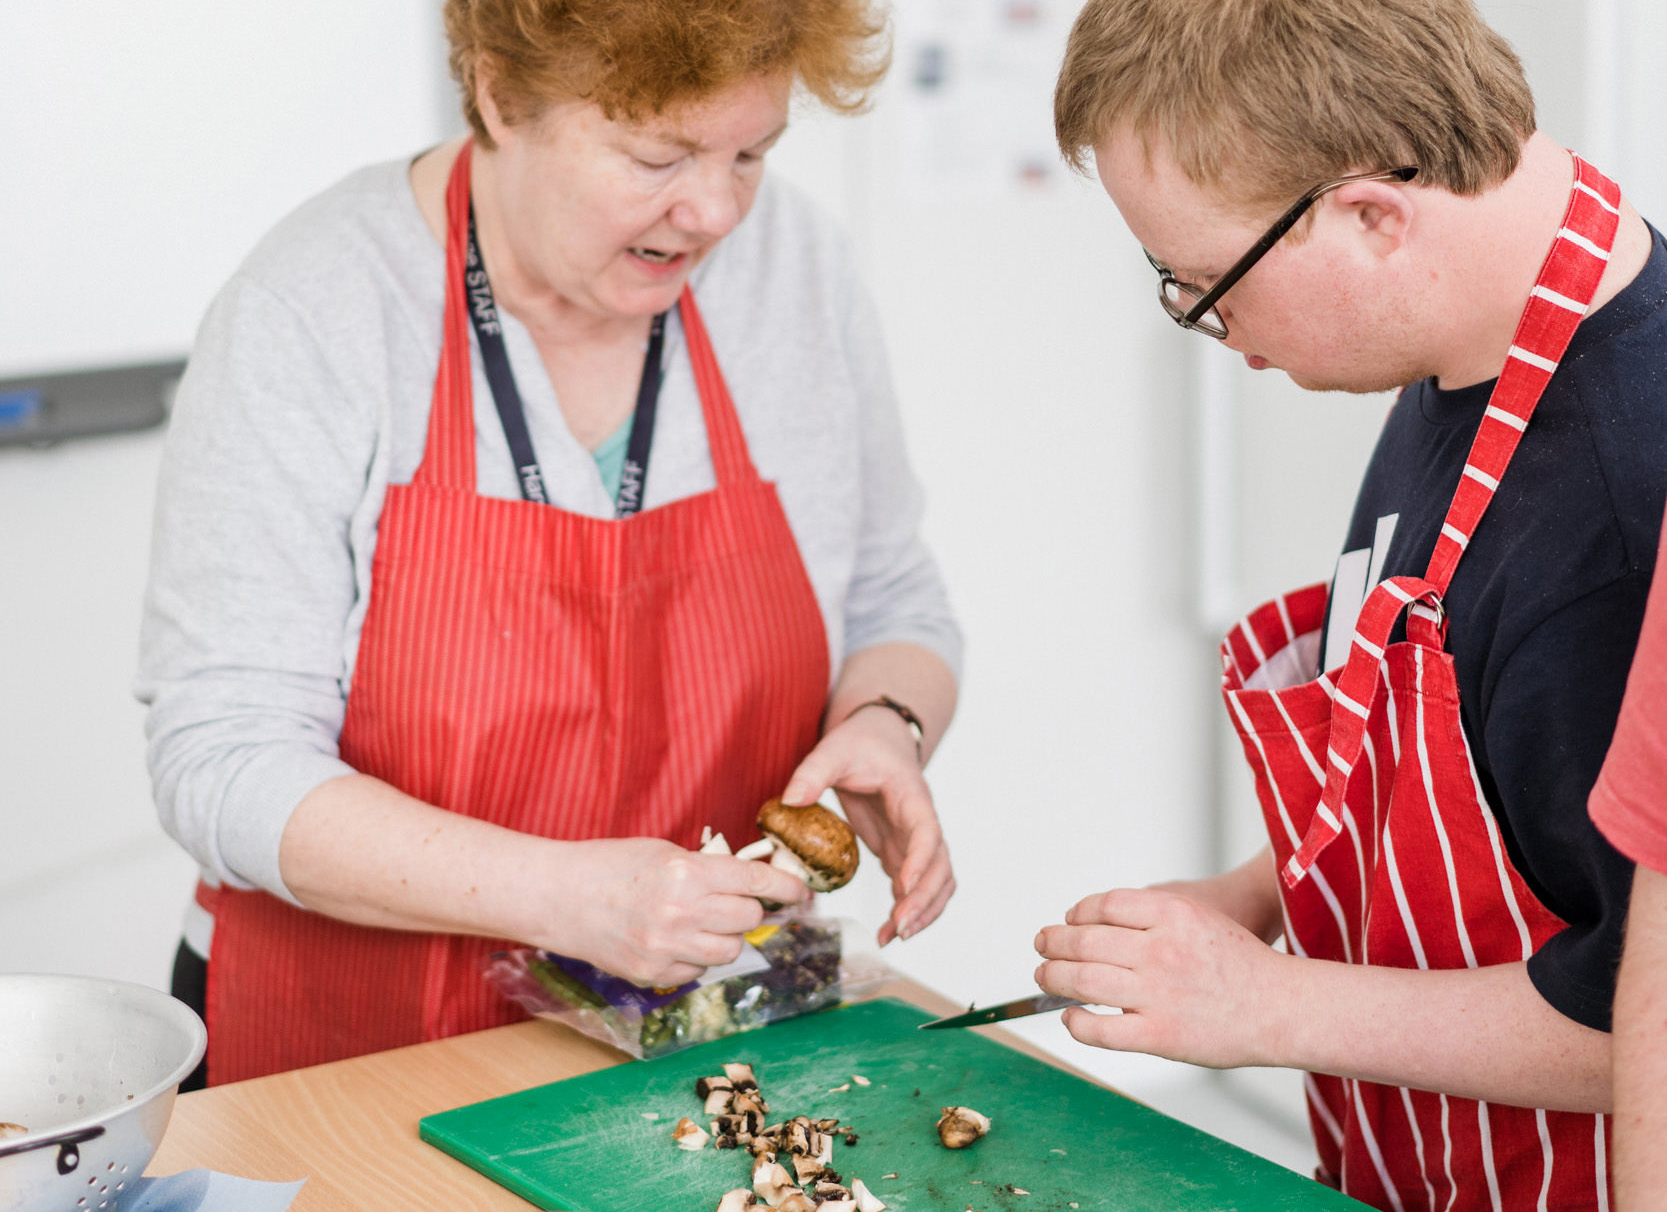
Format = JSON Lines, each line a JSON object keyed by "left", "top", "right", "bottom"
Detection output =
{"left": 1275, "top": 957, "right": 1611, "bottom": 1112}
{"left": 277, "top": 773, "right": 558, "bottom": 945}
{"left": 1614, "top": 864, "right": 1667, "bottom": 1208}
{"left": 824, "top": 642, "right": 957, "bottom": 762}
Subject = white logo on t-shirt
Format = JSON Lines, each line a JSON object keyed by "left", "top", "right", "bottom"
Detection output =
{"left": 1322, "top": 513, "right": 1400, "bottom": 672}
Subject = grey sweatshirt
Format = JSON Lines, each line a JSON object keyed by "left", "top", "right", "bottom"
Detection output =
{"left": 136, "top": 156, "right": 962, "bottom": 906}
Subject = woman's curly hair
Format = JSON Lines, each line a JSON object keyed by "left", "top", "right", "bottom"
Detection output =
{"left": 444, "top": 0, "right": 891, "bottom": 145}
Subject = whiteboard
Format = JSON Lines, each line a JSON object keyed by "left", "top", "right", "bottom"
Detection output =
{"left": 0, "top": 1, "right": 456, "bottom": 377}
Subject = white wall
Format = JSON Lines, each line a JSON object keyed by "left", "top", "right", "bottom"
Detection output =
{"left": 0, "top": 2, "right": 452, "bottom": 985}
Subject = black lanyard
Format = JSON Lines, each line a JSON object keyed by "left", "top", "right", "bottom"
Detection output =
{"left": 464, "top": 203, "right": 668, "bottom": 518}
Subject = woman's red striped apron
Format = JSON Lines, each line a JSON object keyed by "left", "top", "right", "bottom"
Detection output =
{"left": 1222, "top": 157, "right": 1622, "bottom": 1210}
{"left": 198, "top": 147, "right": 831, "bottom": 1085}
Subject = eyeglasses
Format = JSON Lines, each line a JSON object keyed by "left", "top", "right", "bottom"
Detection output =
{"left": 1145, "top": 165, "right": 1419, "bottom": 340}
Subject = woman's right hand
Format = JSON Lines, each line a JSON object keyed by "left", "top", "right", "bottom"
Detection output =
{"left": 534, "top": 837, "right": 814, "bottom": 988}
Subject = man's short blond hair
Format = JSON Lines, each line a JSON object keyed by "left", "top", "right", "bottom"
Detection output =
{"left": 1054, "top": 0, "right": 1536, "bottom": 212}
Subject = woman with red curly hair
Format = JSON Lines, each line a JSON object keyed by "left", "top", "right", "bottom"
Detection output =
{"left": 138, "top": 0, "right": 961, "bottom": 1086}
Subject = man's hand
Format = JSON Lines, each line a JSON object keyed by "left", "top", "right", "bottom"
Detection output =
{"left": 1034, "top": 887, "right": 1291, "bottom": 1068}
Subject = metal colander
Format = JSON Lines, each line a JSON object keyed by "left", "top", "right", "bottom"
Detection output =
{"left": 0, "top": 974, "right": 205, "bottom": 1212}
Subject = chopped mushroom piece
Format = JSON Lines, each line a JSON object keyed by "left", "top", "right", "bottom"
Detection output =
{"left": 851, "top": 1179, "right": 887, "bottom": 1212}
{"left": 673, "top": 1118, "right": 710, "bottom": 1151}
{"left": 697, "top": 1075, "right": 735, "bottom": 1100}
{"left": 851, "top": 1075, "right": 871, "bottom": 1087}
{"left": 936, "top": 1106, "right": 992, "bottom": 1149}
{"left": 827, "top": 1083, "right": 851, "bottom": 1093}
{"left": 792, "top": 1153, "right": 824, "bottom": 1183}
{"left": 753, "top": 1158, "right": 797, "bottom": 1205}
{"left": 776, "top": 1194, "right": 817, "bottom": 1212}
{"left": 724, "top": 1063, "right": 759, "bottom": 1090}
{"left": 699, "top": 828, "right": 732, "bottom": 855}
{"left": 715, "top": 1191, "right": 758, "bottom": 1212}
{"left": 734, "top": 837, "right": 776, "bottom": 862}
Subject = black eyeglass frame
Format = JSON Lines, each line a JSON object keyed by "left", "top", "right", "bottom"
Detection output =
{"left": 1146, "top": 165, "right": 1420, "bottom": 339}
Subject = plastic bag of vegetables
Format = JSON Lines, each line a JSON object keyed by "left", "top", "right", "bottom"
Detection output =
{"left": 483, "top": 910, "right": 887, "bottom": 1059}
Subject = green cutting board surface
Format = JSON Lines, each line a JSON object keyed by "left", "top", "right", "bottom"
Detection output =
{"left": 420, "top": 999, "right": 1365, "bottom": 1212}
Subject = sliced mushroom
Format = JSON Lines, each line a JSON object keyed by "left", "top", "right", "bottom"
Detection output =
{"left": 715, "top": 1191, "right": 758, "bottom": 1212}
{"left": 673, "top": 1117, "right": 710, "bottom": 1151}
{"left": 696, "top": 1075, "right": 735, "bottom": 1100}
{"left": 700, "top": 828, "right": 733, "bottom": 855}
{"left": 752, "top": 1158, "right": 798, "bottom": 1206}
{"left": 756, "top": 799, "right": 861, "bottom": 892}
{"left": 775, "top": 1194, "right": 817, "bottom": 1212}
{"left": 851, "top": 1179, "right": 887, "bottom": 1212}
{"left": 724, "top": 1062, "right": 759, "bottom": 1090}
{"left": 732, "top": 1090, "right": 770, "bottom": 1117}
{"left": 935, "top": 1106, "right": 991, "bottom": 1149}
{"left": 714, "top": 1111, "right": 763, "bottom": 1137}
{"left": 734, "top": 837, "right": 776, "bottom": 862}
{"left": 792, "top": 1153, "right": 824, "bottom": 1183}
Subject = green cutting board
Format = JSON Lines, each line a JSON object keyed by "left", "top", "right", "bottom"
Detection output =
{"left": 420, "top": 998, "right": 1365, "bottom": 1211}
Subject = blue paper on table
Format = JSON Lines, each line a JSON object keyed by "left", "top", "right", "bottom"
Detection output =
{"left": 124, "top": 1170, "right": 305, "bottom": 1212}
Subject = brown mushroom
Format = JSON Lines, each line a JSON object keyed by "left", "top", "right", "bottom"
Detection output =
{"left": 756, "top": 799, "right": 860, "bottom": 892}
{"left": 715, "top": 1191, "right": 758, "bottom": 1212}
{"left": 850, "top": 1179, "right": 887, "bottom": 1212}
{"left": 935, "top": 1106, "right": 991, "bottom": 1149}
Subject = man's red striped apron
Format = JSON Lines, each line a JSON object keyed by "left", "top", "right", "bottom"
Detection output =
{"left": 1222, "top": 157, "right": 1622, "bottom": 1210}
{"left": 198, "top": 147, "right": 831, "bottom": 1085}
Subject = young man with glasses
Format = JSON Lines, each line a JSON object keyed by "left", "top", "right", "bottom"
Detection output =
{"left": 1033, "top": 1, "right": 1667, "bottom": 1207}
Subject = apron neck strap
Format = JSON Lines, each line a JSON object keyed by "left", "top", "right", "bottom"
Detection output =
{"left": 674, "top": 285, "right": 758, "bottom": 487}
{"left": 414, "top": 140, "right": 759, "bottom": 495}
{"left": 1422, "top": 154, "right": 1623, "bottom": 594}
{"left": 1283, "top": 155, "right": 1624, "bottom": 889}
{"left": 414, "top": 140, "right": 481, "bottom": 492}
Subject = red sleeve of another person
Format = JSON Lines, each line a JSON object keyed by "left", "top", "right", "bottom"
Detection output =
{"left": 1592, "top": 504, "right": 1667, "bottom": 874}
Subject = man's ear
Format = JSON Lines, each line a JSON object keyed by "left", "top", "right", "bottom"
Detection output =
{"left": 1331, "top": 179, "right": 1415, "bottom": 257}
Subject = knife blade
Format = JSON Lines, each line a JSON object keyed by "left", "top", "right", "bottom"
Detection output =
{"left": 917, "top": 993, "right": 1083, "bottom": 1030}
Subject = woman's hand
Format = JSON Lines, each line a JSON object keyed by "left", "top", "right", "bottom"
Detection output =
{"left": 782, "top": 705, "right": 954, "bottom": 946}
{"left": 535, "top": 838, "right": 812, "bottom": 988}
{"left": 1033, "top": 887, "right": 1292, "bottom": 1069}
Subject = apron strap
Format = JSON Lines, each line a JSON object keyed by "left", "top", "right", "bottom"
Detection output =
{"left": 1283, "top": 155, "right": 1624, "bottom": 888}
{"left": 415, "top": 142, "right": 757, "bottom": 495}
{"left": 1422, "top": 156, "right": 1622, "bottom": 595}
{"left": 413, "top": 141, "right": 480, "bottom": 493}
{"left": 677, "top": 286, "right": 759, "bottom": 487}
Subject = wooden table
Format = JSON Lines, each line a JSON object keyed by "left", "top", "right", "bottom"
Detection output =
{"left": 147, "top": 980, "right": 1103, "bottom": 1211}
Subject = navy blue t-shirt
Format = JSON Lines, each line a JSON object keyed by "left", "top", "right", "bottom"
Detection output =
{"left": 1322, "top": 226, "right": 1667, "bottom": 1032}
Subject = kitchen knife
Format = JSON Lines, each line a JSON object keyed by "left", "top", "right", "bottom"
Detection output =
{"left": 916, "top": 993, "right": 1083, "bottom": 1029}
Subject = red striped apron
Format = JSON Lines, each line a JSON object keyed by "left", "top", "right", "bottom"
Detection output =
{"left": 1222, "top": 157, "right": 1622, "bottom": 1210}
{"left": 199, "top": 148, "right": 831, "bottom": 1085}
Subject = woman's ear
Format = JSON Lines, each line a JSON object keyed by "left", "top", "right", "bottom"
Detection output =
{"left": 474, "top": 60, "right": 514, "bottom": 147}
{"left": 1332, "top": 179, "right": 1416, "bottom": 258}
